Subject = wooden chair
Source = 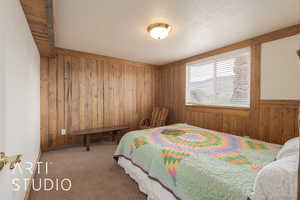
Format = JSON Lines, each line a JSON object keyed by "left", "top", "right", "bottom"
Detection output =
{"left": 139, "top": 107, "right": 169, "bottom": 129}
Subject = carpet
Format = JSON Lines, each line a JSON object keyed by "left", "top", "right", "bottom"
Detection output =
{"left": 29, "top": 142, "right": 147, "bottom": 200}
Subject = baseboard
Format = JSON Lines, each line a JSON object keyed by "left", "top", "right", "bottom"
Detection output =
{"left": 24, "top": 150, "right": 41, "bottom": 200}
{"left": 46, "top": 143, "right": 81, "bottom": 152}
{"left": 45, "top": 138, "right": 115, "bottom": 152}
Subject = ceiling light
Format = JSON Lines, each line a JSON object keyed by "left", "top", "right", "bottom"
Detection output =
{"left": 147, "top": 23, "right": 171, "bottom": 40}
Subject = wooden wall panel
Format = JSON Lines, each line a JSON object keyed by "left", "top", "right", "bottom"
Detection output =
{"left": 48, "top": 57, "right": 57, "bottom": 147}
{"left": 41, "top": 49, "right": 159, "bottom": 151}
{"left": 124, "top": 64, "right": 137, "bottom": 128}
{"left": 260, "top": 100, "right": 300, "bottom": 144}
{"left": 56, "top": 55, "right": 65, "bottom": 147}
{"left": 158, "top": 63, "right": 299, "bottom": 144}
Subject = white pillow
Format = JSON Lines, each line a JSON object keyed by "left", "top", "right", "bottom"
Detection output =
{"left": 276, "top": 137, "right": 299, "bottom": 160}
{"left": 249, "top": 155, "right": 298, "bottom": 200}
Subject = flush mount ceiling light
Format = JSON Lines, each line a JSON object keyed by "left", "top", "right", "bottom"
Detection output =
{"left": 147, "top": 23, "right": 171, "bottom": 40}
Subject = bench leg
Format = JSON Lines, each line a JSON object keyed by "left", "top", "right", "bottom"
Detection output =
{"left": 113, "top": 130, "right": 122, "bottom": 144}
{"left": 84, "top": 135, "right": 90, "bottom": 151}
{"left": 116, "top": 131, "right": 122, "bottom": 144}
{"left": 83, "top": 135, "right": 86, "bottom": 146}
{"left": 112, "top": 131, "right": 116, "bottom": 142}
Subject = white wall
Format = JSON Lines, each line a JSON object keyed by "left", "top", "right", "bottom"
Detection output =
{"left": 261, "top": 34, "right": 300, "bottom": 99}
{"left": 0, "top": 1, "right": 9, "bottom": 198}
{"left": 0, "top": 0, "right": 40, "bottom": 199}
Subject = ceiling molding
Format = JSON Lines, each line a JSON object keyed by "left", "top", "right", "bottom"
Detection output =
{"left": 252, "top": 24, "right": 300, "bottom": 44}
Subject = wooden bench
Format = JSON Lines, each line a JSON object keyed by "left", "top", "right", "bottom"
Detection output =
{"left": 73, "top": 126, "right": 129, "bottom": 151}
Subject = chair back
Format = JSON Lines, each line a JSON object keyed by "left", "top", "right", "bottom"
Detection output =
{"left": 150, "top": 107, "right": 169, "bottom": 127}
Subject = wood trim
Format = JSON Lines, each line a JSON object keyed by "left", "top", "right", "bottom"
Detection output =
{"left": 250, "top": 43, "right": 261, "bottom": 110}
{"left": 56, "top": 48, "right": 158, "bottom": 67}
{"left": 20, "top": 0, "right": 55, "bottom": 57}
{"left": 163, "top": 40, "right": 252, "bottom": 67}
{"left": 261, "top": 99, "right": 300, "bottom": 106}
{"left": 185, "top": 105, "right": 250, "bottom": 117}
{"left": 181, "top": 44, "right": 259, "bottom": 112}
{"left": 248, "top": 43, "right": 261, "bottom": 136}
{"left": 252, "top": 24, "right": 300, "bottom": 44}
{"left": 45, "top": 0, "right": 55, "bottom": 57}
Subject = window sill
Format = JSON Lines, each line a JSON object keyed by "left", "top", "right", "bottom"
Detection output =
{"left": 185, "top": 104, "right": 250, "bottom": 117}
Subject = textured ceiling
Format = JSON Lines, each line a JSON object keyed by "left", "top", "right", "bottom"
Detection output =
{"left": 53, "top": 0, "right": 300, "bottom": 65}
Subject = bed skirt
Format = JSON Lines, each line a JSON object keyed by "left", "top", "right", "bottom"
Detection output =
{"left": 118, "top": 157, "right": 177, "bottom": 200}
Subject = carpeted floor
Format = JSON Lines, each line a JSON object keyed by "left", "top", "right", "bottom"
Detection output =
{"left": 29, "top": 142, "right": 147, "bottom": 200}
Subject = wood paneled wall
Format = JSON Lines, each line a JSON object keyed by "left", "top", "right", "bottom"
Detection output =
{"left": 157, "top": 61, "right": 299, "bottom": 145}
{"left": 40, "top": 25, "right": 299, "bottom": 150}
{"left": 41, "top": 48, "right": 159, "bottom": 150}
{"left": 157, "top": 25, "right": 300, "bottom": 145}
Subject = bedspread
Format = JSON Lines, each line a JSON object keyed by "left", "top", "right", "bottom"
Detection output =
{"left": 114, "top": 124, "right": 280, "bottom": 200}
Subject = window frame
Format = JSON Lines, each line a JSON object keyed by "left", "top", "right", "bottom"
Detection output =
{"left": 185, "top": 47, "right": 252, "bottom": 109}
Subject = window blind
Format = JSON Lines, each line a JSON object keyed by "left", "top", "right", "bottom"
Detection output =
{"left": 186, "top": 47, "right": 251, "bottom": 108}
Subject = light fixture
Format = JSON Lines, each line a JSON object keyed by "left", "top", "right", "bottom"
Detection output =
{"left": 147, "top": 23, "right": 171, "bottom": 40}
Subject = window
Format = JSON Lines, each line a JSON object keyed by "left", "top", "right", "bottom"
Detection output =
{"left": 186, "top": 47, "right": 251, "bottom": 108}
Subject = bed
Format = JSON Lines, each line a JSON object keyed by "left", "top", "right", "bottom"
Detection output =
{"left": 113, "top": 123, "right": 297, "bottom": 200}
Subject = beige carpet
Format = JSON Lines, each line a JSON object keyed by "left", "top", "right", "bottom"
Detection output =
{"left": 29, "top": 142, "right": 147, "bottom": 200}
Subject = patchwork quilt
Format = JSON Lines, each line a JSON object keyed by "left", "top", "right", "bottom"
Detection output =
{"left": 114, "top": 124, "right": 281, "bottom": 200}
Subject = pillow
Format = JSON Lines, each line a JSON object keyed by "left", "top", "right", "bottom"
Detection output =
{"left": 249, "top": 155, "right": 298, "bottom": 200}
{"left": 276, "top": 137, "right": 299, "bottom": 160}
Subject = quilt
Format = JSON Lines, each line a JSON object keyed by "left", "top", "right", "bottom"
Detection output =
{"left": 114, "top": 124, "right": 281, "bottom": 200}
